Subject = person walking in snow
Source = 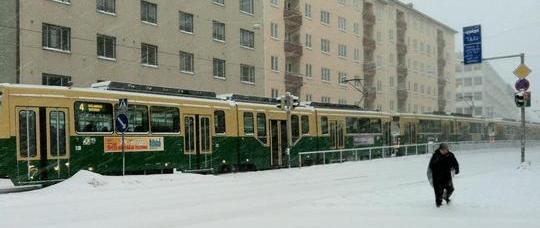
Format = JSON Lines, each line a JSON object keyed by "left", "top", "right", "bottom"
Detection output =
{"left": 427, "top": 143, "right": 459, "bottom": 207}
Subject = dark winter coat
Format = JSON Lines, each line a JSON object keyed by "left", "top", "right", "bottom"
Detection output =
{"left": 428, "top": 149, "right": 459, "bottom": 183}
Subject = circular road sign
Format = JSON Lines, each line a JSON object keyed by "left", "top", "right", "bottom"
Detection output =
{"left": 116, "top": 113, "right": 129, "bottom": 133}
{"left": 515, "top": 78, "right": 530, "bottom": 91}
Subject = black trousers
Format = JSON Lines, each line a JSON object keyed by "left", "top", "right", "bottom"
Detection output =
{"left": 433, "top": 179, "right": 454, "bottom": 205}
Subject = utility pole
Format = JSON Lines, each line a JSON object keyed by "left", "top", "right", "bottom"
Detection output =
{"left": 519, "top": 54, "right": 526, "bottom": 163}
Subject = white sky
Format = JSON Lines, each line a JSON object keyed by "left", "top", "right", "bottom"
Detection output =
{"left": 404, "top": 0, "right": 540, "bottom": 111}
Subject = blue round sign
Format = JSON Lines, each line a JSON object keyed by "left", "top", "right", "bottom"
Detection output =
{"left": 116, "top": 113, "right": 129, "bottom": 133}
{"left": 515, "top": 79, "right": 530, "bottom": 91}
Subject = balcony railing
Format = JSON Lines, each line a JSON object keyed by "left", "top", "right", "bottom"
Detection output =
{"left": 364, "top": 63, "right": 377, "bottom": 77}
{"left": 363, "top": 37, "right": 376, "bottom": 51}
{"left": 284, "top": 9, "right": 303, "bottom": 28}
{"left": 397, "top": 43, "right": 407, "bottom": 54}
{"left": 397, "top": 20, "right": 407, "bottom": 31}
{"left": 397, "top": 65, "right": 408, "bottom": 78}
{"left": 284, "top": 42, "right": 303, "bottom": 57}
{"left": 363, "top": 12, "right": 376, "bottom": 25}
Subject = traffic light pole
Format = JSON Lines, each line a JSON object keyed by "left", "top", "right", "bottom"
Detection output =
{"left": 465, "top": 53, "right": 527, "bottom": 163}
{"left": 520, "top": 54, "right": 526, "bottom": 163}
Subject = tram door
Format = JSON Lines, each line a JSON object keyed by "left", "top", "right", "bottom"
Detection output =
{"left": 329, "top": 120, "right": 345, "bottom": 149}
{"left": 184, "top": 114, "right": 212, "bottom": 170}
{"left": 270, "top": 120, "right": 288, "bottom": 167}
{"left": 16, "top": 107, "right": 70, "bottom": 183}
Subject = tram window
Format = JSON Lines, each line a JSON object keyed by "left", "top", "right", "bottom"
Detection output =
{"left": 200, "top": 117, "right": 211, "bottom": 152}
{"left": 19, "top": 110, "right": 37, "bottom": 158}
{"left": 321, "top": 116, "right": 329, "bottom": 134}
{"left": 292, "top": 115, "right": 300, "bottom": 142}
{"left": 359, "top": 118, "right": 370, "bottom": 133}
{"left": 244, "top": 112, "right": 254, "bottom": 134}
{"left": 470, "top": 123, "right": 482, "bottom": 133}
{"left": 301, "top": 115, "right": 310, "bottom": 134}
{"left": 0, "top": 91, "right": 3, "bottom": 112}
{"left": 214, "top": 110, "right": 226, "bottom": 134}
{"left": 150, "top": 106, "right": 180, "bottom": 133}
{"left": 346, "top": 117, "right": 359, "bottom": 134}
{"left": 50, "top": 111, "right": 67, "bottom": 157}
{"left": 115, "top": 104, "right": 148, "bottom": 133}
{"left": 184, "top": 116, "right": 196, "bottom": 153}
{"left": 257, "top": 113, "right": 267, "bottom": 143}
{"left": 371, "top": 119, "right": 382, "bottom": 133}
{"left": 75, "top": 102, "right": 113, "bottom": 133}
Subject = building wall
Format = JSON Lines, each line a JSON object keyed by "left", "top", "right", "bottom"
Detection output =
{"left": 7, "top": 0, "right": 456, "bottom": 113}
{"left": 0, "top": 0, "right": 18, "bottom": 83}
{"left": 455, "top": 60, "right": 517, "bottom": 119}
{"left": 18, "top": 0, "right": 266, "bottom": 96}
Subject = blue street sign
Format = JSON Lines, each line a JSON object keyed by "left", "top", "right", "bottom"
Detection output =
{"left": 463, "top": 25, "right": 482, "bottom": 65}
{"left": 515, "top": 79, "right": 530, "bottom": 91}
{"left": 116, "top": 113, "right": 129, "bottom": 133}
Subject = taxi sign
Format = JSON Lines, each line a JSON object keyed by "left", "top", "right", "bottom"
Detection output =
{"left": 514, "top": 64, "right": 532, "bottom": 79}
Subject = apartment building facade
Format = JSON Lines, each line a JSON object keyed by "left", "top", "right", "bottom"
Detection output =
{"left": 455, "top": 59, "right": 517, "bottom": 119}
{"left": 0, "top": 0, "right": 456, "bottom": 113}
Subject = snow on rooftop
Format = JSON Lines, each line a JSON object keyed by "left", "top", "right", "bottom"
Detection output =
{"left": 1, "top": 147, "right": 539, "bottom": 228}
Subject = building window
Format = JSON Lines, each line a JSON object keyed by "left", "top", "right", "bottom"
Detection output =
{"left": 464, "top": 78, "right": 473, "bottom": 87}
{"left": 271, "top": 0, "right": 279, "bottom": 6}
{"left": 179, "top": 51, "right": 194, "bottom": 73}
{"left": 97, "top": 34, "right": 116, "bottom": 59}
{"left": 213, "top": 58, "right": 226, "bottom": 78}
{"left": 271, "top": 88, "right": 279, "bottom": 98}
{"left": 213, "top": 0, "right": 225, "bottom": 5}
{"left": 179, "top": 11, "right": 194, "bottom": 33}
{"left": 321, "top": 39, "right": 330, "bottom": 53}
{"left": 271, "top": 22, "right": 279, "bottom": 39}
{"left": 474, "top": 92, "right": 482, "bottom": 101}
{"left": 320, "top": 10, "right": 330, "bottom": 24}
{"left": 337, "top": 0, "right": 346, "bottom": 5}
{"left": 305, "top": 33, "right": 312, "bottom": 48}
{"left": 338, "top": 44, "right": 347, "bottom": 58}
{"left": 474, "top": 77, "right": 482, "bottom": 86}
{"left": 321, "top": 67, "right": 331, "bottom": 81}
{"left": 141, "top": 1, "right": 157, "bottom": 24}
{"left": 271, "top": 56, "right": 279, "bottom": 71}
{"left": 42, "top": 23, "right": 71, "bottom": 51}
{"left": 305, "top": 94, "right": 312, "bottom": 102}
{"left": 322, "top": 96, "right": 331, "bottom": 103}
{"left": 353, "top": 22, "right": 360, "bottom": 35}
{"left": 240, "top": 64, "right": 255, "bottom": 83}
{"left": 42, "top": 73, "right": 72, "bottom": 86}
{"left": 338, "top": 16, "right": 347, "bottom": 31}
{"left": 240, "top": 0, "right": 254, "bottom": 14}
{"left": 52, "top": 0, "right": 70, "bottom": 4}
{"left": 97, "top": 0, "right": 115, "bottom": 14}
{"left": 338, "top": 72, "right": 347, "bottom": 85}
{"left": 339, "top": 99, "right": 347, "bottom": 105}
{"left": 141, "top": 43, "right": 158, "bottom": 66}
{"left": 213, "top": 21, "right": 226, "bottom": 41}
{"left": 354, "top": 48, "right": 360, "bottom": 62}
{"left": 390, "top": 77, "right": 395, "bottom": 87}
{"left": 305, "top": 64, "right": 312, "bottom": 78}
{"left": 240, "top": 29, "right": 255, "bottom": 48}
{"left": 304, "top": 3, "right": 312, "bottom": 18}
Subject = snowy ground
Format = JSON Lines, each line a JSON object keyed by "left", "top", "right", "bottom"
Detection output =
{"left": 1, "top": 147, "right": 539, "bottom": 228}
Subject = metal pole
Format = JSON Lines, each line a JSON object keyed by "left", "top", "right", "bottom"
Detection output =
{"left": 122, "top": 132, "right": 125, "bottom": 176}
{"left": 286, "top": 93, "right": 293, "bottom": 169}
{"left": 520, "top": 53, "right": 526, "bottom": 163}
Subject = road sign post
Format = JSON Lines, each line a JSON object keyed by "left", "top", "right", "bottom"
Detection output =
{"left": 117, "top": 99, "right": 128, "bottom": 175}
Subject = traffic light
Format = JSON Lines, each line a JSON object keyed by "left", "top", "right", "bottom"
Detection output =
{"left": 276, "top": 92, "right": 300, "bottom": 110}
{"left": 515, "top": 91, "right": 531, "bottom": 108}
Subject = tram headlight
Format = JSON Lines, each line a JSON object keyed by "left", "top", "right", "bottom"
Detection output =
{"left": 54, "top": 166, "right": 59, "bottom": 171}
{"left": 222, "top": 160, "right": 227, "bottom": 164}
{"left": 88, "top": 167, "right": 94, "bottom": 171}
{"left": 65, "top": 162, "right": 70, "bottom": 167}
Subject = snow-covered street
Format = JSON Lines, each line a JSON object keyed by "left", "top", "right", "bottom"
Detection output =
{"left": 1, "top": 147, "right": 539, "bottom": 228}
